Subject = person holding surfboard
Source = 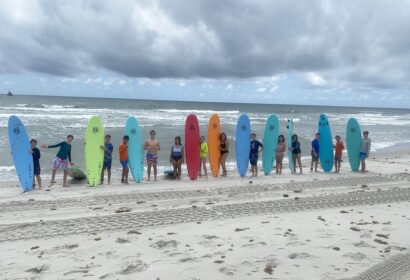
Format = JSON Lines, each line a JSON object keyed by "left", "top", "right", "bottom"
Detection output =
{"left": 119, "top": 135, "right": 129, "bottom": 184}
{"left": 249, "top": 133, "right": 264, "bottom": 177}
{"left": 290, "top": 134, "right": 303, "bottom": 174}
{"left": 42, "top": 135, "right": 74, "bottom": 188}
{"left": 219, "top": 132, "right": 229, "bottom": 177}
{"left": 275, "top": 135, "right": 286, "bottom": 175}
{"left": 30, "top": 139, "right": 42, "bottom": 189}
{"left": 310, "top": 133, "right": 320, "bottom": 172}
{"left": 101, "top": 134, "right": 113, "bottom": 184}
{"left": 199, "top": 136, "right": 209, "bottom": 178}
{"left": 144, "top": 130, "right": 161, "bottom": 181}
{"left": 360, "top": 131, "right": 371, "bottom": 172}
{"left": 170, "top": 136, "right": 184, "bottom": 180}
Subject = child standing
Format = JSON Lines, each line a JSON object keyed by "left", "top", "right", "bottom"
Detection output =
{"left": 219, "top": 133, "right": 229, "bottom": 177}
{"left": 144, "top": 130, "right": 161, "bottom": 181}
{"left": 170, "top": 136, "right": 184, "bottom": 180}
{"left": 275, "top": 135, "right": 286, "bottom": 175}
{"left": 119, "top": 135, "right": 129, "bottom": 184}
{"left": 42, "top": 135, "right": 74, "bottom": 188}
{"left": 30, "top": 139, "right": 42, "bottom": 189}
{"left": 333, "top": 135, "right": 345, "bottom": 173}
{"left": 360, "top": 131, "right": 371, "bottom": 172}
{"left": 101, "top": 134, "right": 114, "bottom": 184}
{"left": 310, "top": 133, "right": 320, "bottom": 172}
{"left": 290, "top": 134, "right": 302, "bottom": 174}
{"left": 199, "top": 136, "right": 208, "bottom": 178}
{"left": 250, "top": 133, "right": 264, "bottom": 177}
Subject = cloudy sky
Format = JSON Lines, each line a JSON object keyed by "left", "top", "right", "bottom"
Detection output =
{"left": 1, "top": 0, "right": 410, "bottom": 108}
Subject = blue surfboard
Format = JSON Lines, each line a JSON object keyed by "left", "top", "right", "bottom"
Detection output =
{"left": 262, "top": 114, "right": 279, "bottom": 175}
{"left": 8, "top": 116, "right": 34, "bottom": 192}
{"left": 318, "top": 114, "right": 334, "bottom": 172}
{"left": 287, "top": 119, "right": 295, "bottom": 174}
{"left": 346, "top": 118, "right": 362, "bottom": 171}
{"left": 125, "top": 116, "right": 144, "bottom": 183}
{"left": 236, "top": 114, "right": 251, "bottom": 177}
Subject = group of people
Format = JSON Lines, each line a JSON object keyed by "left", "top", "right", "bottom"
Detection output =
{"left": 27, "top": 129, "right": 371, "bottom": 189}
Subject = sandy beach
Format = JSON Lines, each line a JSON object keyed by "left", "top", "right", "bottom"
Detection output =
{"left": 1, "top": 153, "right": 410, "bottom": 280}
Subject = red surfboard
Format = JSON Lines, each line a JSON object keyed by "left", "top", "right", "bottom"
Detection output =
{"left": 185, "top": 114, "right": 200, "bottom": 180}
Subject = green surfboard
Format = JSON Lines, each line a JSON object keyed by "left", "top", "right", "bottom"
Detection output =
{"left": 85, "top": 116, "right": 104, "bottom": 186}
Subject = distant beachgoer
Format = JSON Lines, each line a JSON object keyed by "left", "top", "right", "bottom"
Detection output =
{"left": 275, "top": 135, "right": 286, "bottom": 175}
{"left": 30, "top": 139, "right": 42, "bottom": 189}
{"left": 360, "top": 131, "right": 371, "bottom": 172}
{"left": 119, "top": 135, "right": 129, "bottom": 184}
{"left": 290, "top": 134, "right": 302, "bottom": 174}
{"left": 170, "top": 136, "right": 184, "bottom": 180}
{"left": 334, "top": 135, "right": 345, "bottom": 173}
{"left": 101, "top": 134, "right": 113, "bottom": 184}
{"left": 41, "top": 135, "right": 74, "bottom": 188}
{"left": 199, "top": 136, "right": 208, "bottom": 178}
{"left": 250, "top": 133, "right": 264, "bottom": 177}
{"left": 311, "top": 133, "right": 320, "bottom": 172}
{"left": 219, "top": 132, "right": 229, "bottom": 177}
{"left": 144, "top": 130, "right": 160, "bottom": 181}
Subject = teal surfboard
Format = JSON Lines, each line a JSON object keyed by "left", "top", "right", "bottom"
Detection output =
{"left": 236, "top": 114, "right": 251, "bottom": 177}
{"left": 8, "top": 115, "right": 33, "bottom": 192}
{"left": 125, "top": 116, "right": 144, "bottom": 183}
{"left": 318, "top": 114, "right": 334, "bottom": 172}
{"left": 262, "top": 114, "right": 279, "bottom": 175}
{"left": 346, "top": 118, "right": 362, "bottom": 171}
{"left": 287, "top": 119, "right": 294, "bottom": 174}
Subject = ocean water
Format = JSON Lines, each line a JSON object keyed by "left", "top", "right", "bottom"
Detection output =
{"left": 1, "top": 95, "right": 410, "bottom": 181}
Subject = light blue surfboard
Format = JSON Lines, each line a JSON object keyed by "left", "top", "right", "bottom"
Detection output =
{"left": 125, "top": 116, "right": 144, "bottom": 183}
{"left": 287, "top": 119, "right": 295, "bottom": 174}
{"left": 318, "top": 114, "right": 334, "bottom": 172}
{"left": 262, "top": 114, "right": 279, "bottom": 175}
{"left": 346, "top": 118, "right": 362, "bottom": 171}
{"left": 8, "top": 115, "right": 34, "bottom": 192}
{"left": 236, "top": 114, "right": 251, "bottom": 177}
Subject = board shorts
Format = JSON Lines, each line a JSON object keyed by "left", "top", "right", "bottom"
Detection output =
{"left": 53, "top": 157, "right": 69, "bottom": 170}
{"left": 146, "top": 153, "right": 158, "bottom": 164}
{"left": 103, "top": 158, "right": 112, "bottom": 171}
{"left": 311, "top": 151, "right": 319, "bottom": 161}
{"left": 249, "top": 154, "right": 258, "bottom": 166}
{"left": 34, "top": 166, "right": 41, "bottom": 175}
{"left": 334, "top": 155, "right": 342, "bottom": 162}
{"left": 171, "top": 154, "right": 182, "bottom": 161}
{"left": 120, "top": 160, "right": 129, "bottom": 168}
{"left": 360, "top": 152, "right": 368, "bottom": 160}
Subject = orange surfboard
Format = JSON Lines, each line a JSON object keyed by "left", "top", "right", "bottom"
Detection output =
{"left": 208, "top": 114, "right": 221, "bottom": 177}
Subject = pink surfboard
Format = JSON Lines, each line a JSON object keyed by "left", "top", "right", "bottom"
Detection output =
{"left": 185, "top": 114, "right": 200, "bottom": 180}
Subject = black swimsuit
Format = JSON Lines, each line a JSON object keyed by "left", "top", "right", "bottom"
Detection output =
{"left": 220, "top": 142, "right": 228, "bottom": 155}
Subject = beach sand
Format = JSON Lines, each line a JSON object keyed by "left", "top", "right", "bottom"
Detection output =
{"left": 0, "top": 154, "right": 409, "bottom": 280}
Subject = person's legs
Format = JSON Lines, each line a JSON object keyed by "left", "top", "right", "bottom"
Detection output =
{"left": 338, "top": 160, "right": 341, "bottom": 172}
{"left": 279, "top": 154, "right": 284, "bottom": 174}
{"left": 100, "top": 168, "right": 105, "bottom": 184}
{"left": 199, "top": 158, "right": 203, "bottom": 176}
{"left": 124, "top": 167, "right": 129, "bottom": 183}
{"left": 63, "top": 169, "right": 68, "bottom": 187}
{"left": 221, "top": 153, "right": 228, "bottom": 176}
{"left": 36, "top": 175, "right": 42, "bottom": 188}
{"left": 107, "top": 168, "right": 111, "bottom": 184}
{"left": 292, "top": 154, "right": 297, "bottom": 173}
{"left": 172, "top": 160, "right": 177, "bottom": 177}
{"left": 202, "top": 158, "right": 208, "bottom": 177}
{"left": 147, "top": 163, "right": 152, "bottom": 181}
{"left": 314, "top": 159, "right": 319, "bottom": 172}
{"left": 153, "top": 160, "right": 158, "bottom": 181}
{"left": 177, "top": 160, "right": 182, "bottom": 179}
{"left": 297, "top": 154, "right": 303, "bottom": 173}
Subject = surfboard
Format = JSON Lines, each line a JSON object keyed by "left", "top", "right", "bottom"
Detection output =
{"left": 262, "top": 114, "right": 279, "bottom": 175}
{"left": 287, "top": 119, "right": 295, "bottom": 174}
{"left": 318, "top": 113, "right": 334, "bottom": 172}
{"left": 68, "top": 166, "right": 87, "bottom": 180}
{"left": 8, "top": 115, "right": 33, "bottom": 192}
{"left": 236, "top": 114, "right": 251, "bottom": 177}
{"left": 185, "top": 114, "right": 200, "bottom": 180}
{"left": 85, "top": 116, "right": 104, "bottom": 186}
{"left": 346, "top": 118, "right": 362, "bottom": 171}
{"left": 125, "top": 116, "right": 145, "bottom": 183}
{"left": 208, "top": 113, "right": 221, "bottom": 177}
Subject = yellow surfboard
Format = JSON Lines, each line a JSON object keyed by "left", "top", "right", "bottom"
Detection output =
{"left": 208, "top": 113, "right": 221, "bottom": 177}
{"left": 85, "top": 116, "right": 104, "bottom": 186}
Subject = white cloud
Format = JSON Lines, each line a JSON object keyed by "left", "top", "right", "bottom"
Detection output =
{"left": 306, "top": 72, "right": 327, "bottom": 87}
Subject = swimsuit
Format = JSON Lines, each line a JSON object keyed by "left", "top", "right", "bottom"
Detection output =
{"left": 220, "top": 142, "right": 228, "bottom": 155}
{"left": 53, "top": 157, "right": 69, "bottom": 170}
{"left": 146, "top": 153, "right": 158, "bottom": 164}
{"left": 171, "top": 145, "right": 182, "bottom": 161}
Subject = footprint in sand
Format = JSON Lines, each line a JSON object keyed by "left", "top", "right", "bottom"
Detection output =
{"left": 288, "top": 253, "right": 316, "bottom": 259}
{"left": 342, "top": 252, "right": 367, "bottom": 261}
{"left": 151, "top": 240, "right": 178, "bottom": 249}
{"left": 117, "top": 258, "right": 148, "bottom": 275}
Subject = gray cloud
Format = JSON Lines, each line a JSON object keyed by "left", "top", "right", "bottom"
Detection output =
{"left": 1, "top": 0, "right": 410, "bottom": 89}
